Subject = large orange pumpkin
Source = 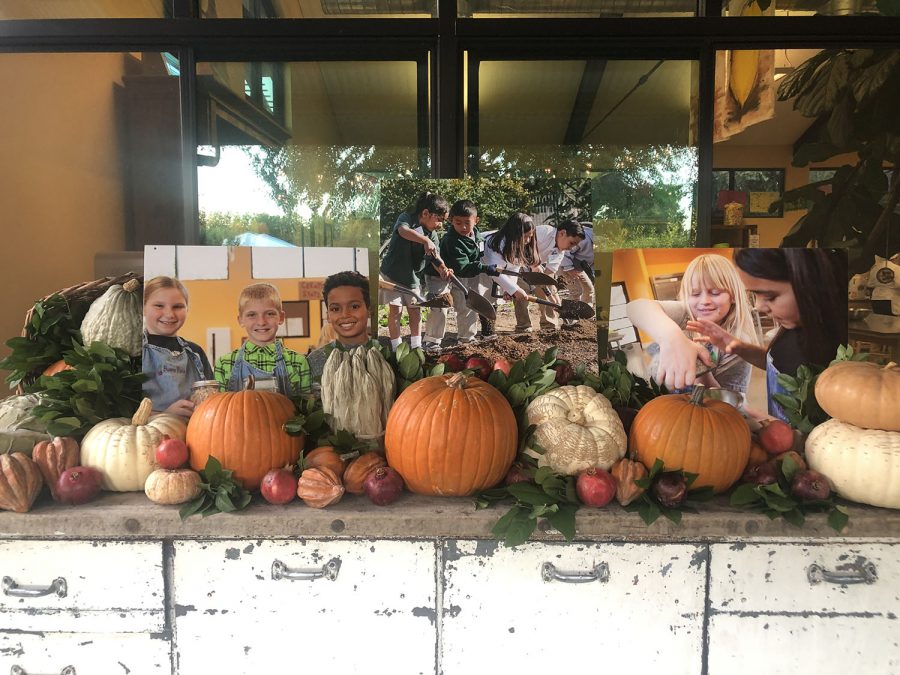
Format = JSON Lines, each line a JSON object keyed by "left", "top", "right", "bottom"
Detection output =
{"left": 629, "top": 386, "right": 750, "bottom": 494}
{"left": 186, "top": 388, "right": 303, "bottom": 490}
{"left": 385, "top": 373, "right": 517, "bottom": 496}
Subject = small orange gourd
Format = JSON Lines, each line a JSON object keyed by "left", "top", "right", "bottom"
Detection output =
{"left": 304, "top": 446, "right": 347, "bottom": 478}
{"left": 0, "top": 453, "right": 43, "bottom": 513}
{"left": 297, "top": 467, "right": 344, "bottom": 508}
{"left": 343, "top": 453, "right": 387, "bottom": 494}
{"left": 630, "top": 386, "right": 751, "bottom": 494}
{"left": 610, "top": 458, "right": 648, "bottom": 506}
{"left": 385, "top": 372, "right": 517, "bottom": 496}
{"left": 32, "top": 436, "right": 80, "bottom": 500}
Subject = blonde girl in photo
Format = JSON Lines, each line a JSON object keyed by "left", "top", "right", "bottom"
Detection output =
{"left": 626, "top": 253, "right": 758, "bottom": 394}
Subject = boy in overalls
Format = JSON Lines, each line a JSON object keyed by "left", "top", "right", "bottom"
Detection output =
{"left": 214, "top": 283, "right": 311, "bottom": 395}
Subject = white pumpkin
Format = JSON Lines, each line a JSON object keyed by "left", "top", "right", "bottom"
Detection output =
{"left": 144, "top": 468, "right": 201, "bottom": 505}
{"left": 806, "top": 418, "right": 900, "bottom": 509}
{"left": 80, "top": 278, "right": 143, "bottom": 357}
{"left": 80, "top": 398, "right": 186, "bottom": 491}
{"left": 525, "top": 385, "right": 627, "bottom": 475}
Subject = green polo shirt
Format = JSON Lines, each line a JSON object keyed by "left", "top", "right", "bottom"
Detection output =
{"left": 424, "top": 227, "right": 487, "bottom": 279}
{"left": 380, "top": 212, "right": 440, "bottom": 290}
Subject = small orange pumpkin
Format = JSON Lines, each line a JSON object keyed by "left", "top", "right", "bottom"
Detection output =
{"left": 385, "top": 372, "right": 517, "bottom": 496}
{"left": 186, "top": 385, "right": 303, "bottom": 491}
{"left": 42, "top": 359, "right": 74, "bottom": 377}
{"left": 630, "top": 386, "right": 751, "bottom": 494}
{"left": 297, "top": 467, "right": 344, "bottom": 508}
{"left": 304, "top": 446, "right": 347, "bottom": 478}
{"left": 344, "top": 453, "right": 387, "bottom": 494}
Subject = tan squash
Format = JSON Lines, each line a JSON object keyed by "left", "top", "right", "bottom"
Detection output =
{"left": 815, "top": 361, "right": 900, "bottom": 432}
{"left": 144, "top": 469, "right": 202, "bottom": 505}
{"left": 610, "top": 458, "right": 648, "bottom": 506}
{"left": 0, "top": 453, "right": 43, "bottom": 513}
{"left": 525, "top": 386, "right": 627, "bottom": 475}
{"left": 32, "top": 436, "right": 80, "bottom": 500}
{"left": 80, "top": 398, "right": 187, "bottom": 492}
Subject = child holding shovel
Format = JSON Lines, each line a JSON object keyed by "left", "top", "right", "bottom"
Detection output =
{"left": 422, "top": 199, "right": 499, "bottom": 352}
{"left": 379, "top": 191, "right": 450, "bottom": 351}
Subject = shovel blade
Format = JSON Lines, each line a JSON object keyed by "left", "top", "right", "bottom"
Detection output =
{"left": 558, "top": 299, "right": 595, "bottom": 320}
{"left": 466, "top": 292, "right": 497, "bottom": 321}
{"left": 518, "top": 271, "right": 560, "bottom": 286}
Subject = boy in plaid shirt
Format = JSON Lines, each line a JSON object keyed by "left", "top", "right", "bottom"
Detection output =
{"left": 214, "top": 283, "right": 311, "bottom": 395}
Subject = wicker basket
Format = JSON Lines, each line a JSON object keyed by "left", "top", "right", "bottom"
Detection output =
{"left": 16, "top": 272, "right": 143, "bottom": 394}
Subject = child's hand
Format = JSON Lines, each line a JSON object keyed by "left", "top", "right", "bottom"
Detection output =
{"left": 687, "top": 318, "right": 740, "bottom": 353}
{"left": 165, "top": 399, "right": 195, "bottom": 418}
{"left": 423, "top": 239, "right": 438, "bottom": 257}
{"left": 656, "top": 334, "right": 715, "bottom": 391}
{"left": 437, "top": 264, "right": 451, "bottom": 280}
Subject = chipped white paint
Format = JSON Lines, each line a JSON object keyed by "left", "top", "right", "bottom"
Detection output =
{"left": 709, "top": 543, "right": 900, "bottom": 614}
{"left": 173, "top": 539, "right": 437, "bottom": 674}
{"left": 0, "top": 540, "right": 164, "bottom": 633}
{"left": 440, "top": 541, "right": 707, "bottom": 674}
{"left": 708, "top": 542, "right": 900, "bottom": 674}
{"left": 0, "top": 632, "right": 169, "bottom": 674}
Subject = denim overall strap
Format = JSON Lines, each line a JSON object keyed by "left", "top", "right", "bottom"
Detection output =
{"left": 226, "top": 342, "right": 294, "bottom": 395}
{"left": 142, "top": 332, "right": 204, "bottom": 412}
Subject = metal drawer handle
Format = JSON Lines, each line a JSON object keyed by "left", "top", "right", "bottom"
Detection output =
{"left": 11, "top": 666, "right": 76, "bottom": 675}
{"left": 807, "top": 559, "right": 878, "bottom": 586}
{"left": 271, "top": 558, "right": 341, "bottom": 582}
{"left": 541, "top": 561, "right": 609, "bottom": 584}
{"left": 2, "top": 576, "right": 67, "bottom": 599}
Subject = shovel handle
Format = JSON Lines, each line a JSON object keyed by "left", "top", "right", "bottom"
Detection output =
{"left": 427, "top": 256, "right": 469, "bottom": 296}
{"left": 378, "top": 278, "right": 426, "bottom": 303}
{"left": 523, "top": 294, "right": 562, "bottom": 310}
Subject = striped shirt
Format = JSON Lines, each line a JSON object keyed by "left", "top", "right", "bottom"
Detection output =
{"left": 214, "top": 340, "right": 312, "bottom": 393}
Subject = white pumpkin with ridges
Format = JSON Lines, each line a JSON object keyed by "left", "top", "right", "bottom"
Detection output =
{"left": 80, "top": 398, "right": 186, "bottom": 491}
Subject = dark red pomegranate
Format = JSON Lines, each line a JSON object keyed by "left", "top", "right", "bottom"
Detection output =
{"left": 56, "top": 467, "right": 103, "bottom": 506}
{"left": 363, "top": 467, "right": 404, "bottom": 506}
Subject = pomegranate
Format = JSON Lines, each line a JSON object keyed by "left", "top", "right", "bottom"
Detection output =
{"left": 464, "top": 356, "right": 492, "bottom": 380}
{"left": 758, "top": 419, "right": 795, "bottom": 455}
{"left": 503, "top": 462, "right": 531, "bottom": 486}
{"left": 363, "top": 467, "right": 404, "bottom": 506}
{"left": 437, "top": 353, "right": 464, "bottom": 372}
{"left": 553, "top": 359, "right": 575, "bottom": 386}
{"left": 260, "top": 466, "right": 297, "bottom": 505}
{"left": 742, "top": 460, "right": 778, "bottom": 486}
{"left": 651, "top": 472, "right": 687, "bottom": 508}
{"left": 155, "top": 436, "right": 189, "bottom": 470}
{"left": 791, "top": 469, "right": 832, "bottom": 501}
{"left": 55, "top": 466, "right": 102, "bottom": 505}
{"left": 492, "top": 358, "right": 512, "bottom": 376}
{"left": 575, "top": 468, "right": 616, "bottom": 507}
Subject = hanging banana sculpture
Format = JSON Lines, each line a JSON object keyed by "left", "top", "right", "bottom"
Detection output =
{"left": 729, "top": 0, "right": 762, "bottom": 109}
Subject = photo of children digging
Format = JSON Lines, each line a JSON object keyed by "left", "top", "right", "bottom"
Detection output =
{"left": 378, "top": 179, "right": 599, "bottom": 375}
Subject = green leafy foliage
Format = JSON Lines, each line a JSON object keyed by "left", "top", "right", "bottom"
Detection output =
{"left": 0, "top": 294, "right": 83, "bottom": 388}
{"left": 179, "top": 456, "right": 253, "bottom": 520}
{"left": 623, "top": 459, "right": 715, "bottom": 526}
{"left": 27, "top": 342, "right": 145, "bottom": 438}
{"left": 579, "top": 349, "right": 667, "bottom": 409}
{"left": 729, "top": 454, "right": 849, "bottom": 532}
{"left": 486, "top": 347, "right": 561, "bottom": 431}
{"left": 772, "top": 344, "right": 869, "bottom": 433}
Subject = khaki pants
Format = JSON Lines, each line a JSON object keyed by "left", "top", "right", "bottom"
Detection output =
{"left": 563, "top": 269, "right": 595, "bottom": 306}
{"left": 513, "top": 279, "right": 559, "bottom": 330}
{"left": 424, "top": 275, "right": 482, "bottom": 342}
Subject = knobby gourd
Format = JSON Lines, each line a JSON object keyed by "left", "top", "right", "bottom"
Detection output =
{"left": 79, "top": 278, "right": 143, "bottom": 357}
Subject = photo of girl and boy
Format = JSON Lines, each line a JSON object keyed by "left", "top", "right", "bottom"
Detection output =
{"left": 377, "top": 180, "right": 598, "bottom": 372}
{"left": 141, "top": 246, "right": 374, "bottom": 418}
{"left": 609, "top": 247, "right": 847, "bottom": 422}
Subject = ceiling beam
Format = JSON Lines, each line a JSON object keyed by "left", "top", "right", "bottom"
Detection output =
{"left": 564, "top": 58, "right": 608, "bottom": 145}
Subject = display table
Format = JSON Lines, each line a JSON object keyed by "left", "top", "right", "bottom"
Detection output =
{"left": 1, "top": 494, "right": 898, "bottom": 675}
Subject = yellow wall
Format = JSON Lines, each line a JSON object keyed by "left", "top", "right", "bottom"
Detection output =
{"left": 177, "top": 247, "right": 325, "bottom": 355}
{"left": 0, "top": 53, "right": 129, "bottom": 393}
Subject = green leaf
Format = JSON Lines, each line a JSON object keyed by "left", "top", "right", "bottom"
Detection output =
{"left": 730, "top": 483, "right": 762, "bottom": 506}
{"left": 215, "top": 491, "right": 236, "bottom": 513}
{"left": 828, "top": 506, "right": 850, "bottom": 532}
{"left": 87, "top": 341, "right": 117, "bottom": 360}
{"left": 487, "top": 369, "right": 507, "bottom": 390}
{"left": 659, "top": 505, "right": 683, "bottom": 525}
{"left": 507, "top": 482, "right": 556, "bottom": 506}
{"left": 429, "top": 363, "right": 446, "bottom": 377}
{"left": 507, "top": 383, "right": 527, "bottom": 407}
{"left": 638, "top": 500, "right": 661, "bottom": 525}
{"left": 533, "top": 466, "right": 555, "bottom": 485}
{"left": 508, "top": 360, "right": 526, "bottom": 383}
{"left": 546, "top": 503, "right": 578, "bottom": 541}
{"left": 543, "top": 347, "right": 558, "bottom": 366}
{"left": 395, "top": 342, "right": 410, "bottom": 362}
{"left": 780, "top": 454, "right": 801, "bottom": 480}
{"left": 524, "top": 351, "right": 543, "bottom": 376}
{"left": 782, "top": 508, "right": 805, "bottom": 528}
{"left": 399, "top": 352, "right": 420, "bottom": 380}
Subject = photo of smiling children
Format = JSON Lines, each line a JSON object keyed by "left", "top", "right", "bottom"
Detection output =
{"left": 142, "top": 276, "right": 215, "bottom": 417}
{"left": 214, "top": 283, "right": 312, "bottom": 396}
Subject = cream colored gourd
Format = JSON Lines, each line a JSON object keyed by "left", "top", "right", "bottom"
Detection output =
{"left": 80, "top": 398, "right": 187, "bottom": 491}
{"left": 80, "top": 278, "right": 143, "bottom": 356}
{"left": 815, "top": 361, "right": 900, "bottom": 432}
{"left": 806, "top": 418, "right": 900, "bottom": 509}
{"left": 144, "top": 469, "right": 201, "bottom": 505}
{"left": 525, "top": 385, "right": 627, "bottom": 475}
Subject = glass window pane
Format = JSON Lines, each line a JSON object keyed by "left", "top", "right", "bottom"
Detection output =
{"left": 459, "top": 0, "right": 696, "bottom": 18}
{"left": 200, "top": 0, "right": 436, "bottom": 18}
{"left": 198, "top": 60, "right": 429, "bottom": 248}
{"left": 722, "top": 0, "right": 882, "bottom": 16}
{"left": 469, "top": 58, "right": 698, "bottom": 248}
{"left": 0, "top": 1, "right": 167, "bottom": 19}
{"left": 0, "top": 51, "right": 181, "bottom": 371}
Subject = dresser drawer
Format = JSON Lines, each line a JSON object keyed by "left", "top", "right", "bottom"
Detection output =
{"left": 709, "top": 542, "right": 899, "bottom": 615}
{"left": 0, "top": 540, "right": 165, "bottom": 633}
{"left": 0, "top": 632, "right": 170, "bottom": 675}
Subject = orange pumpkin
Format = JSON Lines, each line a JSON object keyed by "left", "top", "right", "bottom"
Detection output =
{"left": 384, "top": 372, "right": 517, "bottom": 496}
{"left": 186, "top": 388, "right": 303, "bottom": 490}
{"left": 630, "top": 386, "right": 751, "bottom": 494}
